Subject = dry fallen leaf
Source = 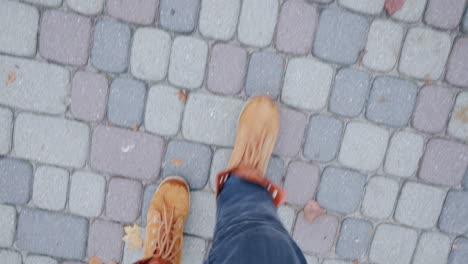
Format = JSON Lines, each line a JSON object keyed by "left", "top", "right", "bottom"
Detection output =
{"left": 455, "top": 107, "right": 468, "bottom": 123}
{"left": 385, "top": 0, "right": 406, "bottom": 15}
{"left": 177, "top": 90, "right": 189, "bottom": 102}
{"left": 6, "top": 72, "right": 16, "bottom": 85}
{"left": 122, "top": 224, "right": 143, "bottom": 250}
{"left": 130, "top": 124, "right": 138, "bottom": 131}
{"left": 89, "top": 256, "right": 103, "bottom": 264}
{"left": 304, "top": 200, "right": 326, "bottom": 222}
{"left": 171, "top": 157, "right": 184, "bottom": 167}
{"left": 353, "top": 260, "right": 359, "bottom": 264}
{"left": 377, "top": 96, "right": 386, "bottom": 104}
{"left": 424, "top": 74, "right": 431, "bottom": 85}
{"left": 107, "top": 262, "right": 117, "bottom": 264}
{"left": 453, "top": 244, "right": 459, "bottom": 249}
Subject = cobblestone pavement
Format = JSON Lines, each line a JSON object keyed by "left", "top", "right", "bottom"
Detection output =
{"left": 1, "top": 0, "right": 468, "bottom": 263}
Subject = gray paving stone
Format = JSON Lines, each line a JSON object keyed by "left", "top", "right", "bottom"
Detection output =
{"left": 0, "top": 157, "right": 33, "bottom": 204}
{"left": 439, "top": 190, "right": 468, "bottom": 235}
{"left": 0, "top": 56, "right": 69, "bottom": 114}
{"left": 329, "top": 68, "right": 371, "bottom": 117}
{"left": 106, "top": 177, "right": 142, "bottom": 223}
{"left": 24, "top": 0, "right": 62, "bottom": 6}
{"left": 395, "top": 182, "right": 446, "bottom": 229}
{"left": 25, "top": 255, "right": 58, "bottom": 264}
{"left": 67, "top": 0, "right": 104, "bottom": 15}
{"left": 87, "top": 219, "right": 124, "bottom": 263}
{"left": 362, "top": 176, "right": 399, "bottom": 219}
{"left": 399, "top": 27, "right": 451, "bottom": 80}
{"left": 304, "top": 115, "right": 343, "bottom": 162}
{"left": 91, "top": 19, "right": 131, "bottom": 73}
{"left": 283, "top": 161, "right": 320, "bottom": 207}
{"left": 145, "top": 85, "right": 185, "bottom": 136}
{"left": 182, "top": 93, "right": 244, "bottom": 147}
{"left": 209, "top": 148, "right": 232, "bottom": 191}
{"left": 338, "top": 122, "right": 390, "bottom": 171}
{"left": 446, "top": 37, "right": 468, "bottom": 88}
{"left": 238, "top": 0, "right": 279, "bottom": 47}
{"left": 17, "top": 208, "right": 88, "bottom": 259}
{"left": 384, "top": 131, "right": 424, "bottom": 177}
{"left": 0, "top": 204, "right": 16, "bottom": 247}
{"left": 0, "top": 107, "right": 12, "bottom": 155}
{"left": 140, "top": 184, "right": 157, "bottom": 226}
{"left": 0, "top": 1, "right": 38, "bottom": 56}
{"left": 281, "top": 57, "right": 333, "bottom": 110}
{"left": 450, "top": 237, "right": 468, "bottom": 264}
{"left": 90, "top": 125, "right": 165, "bottom": 181}
{"left": 199, "top": 0, "right": 241, "bottom": 40}
{"left": 413, "top": 232, "right": 451, "bottom": 264}
{"left": 33, "top": 166, "right": 69, "bottom": 211}
{"left": 266, "top": 156, "right": 285, "bottom": 186}
{"left": 168, "top": 36, "right": 208, "bottom": 89}
{"left": 313, "top": 8, "right": 369, "bottom": 64}
{"left": 71, "top": 71, "right": 109, "bottom": 122}
{"left": 465, "top": 169, "right": 468, "bottom": 190}
{"left": 311, "top": 0, "right": 333, "bottom": 3}
{"left": 160, "top": 0, "right": 200, "bottom": 33}
{"left": 185, "top": 191, "right": 216, "bottom": 239}
{"left": 181, "top": 236, "right": 207, "bottom": 264}
{"left": 317, "top": 166, "right": 366, "bottom": 214}
{"left": 163, "top": 140, "right": 212, "bottom": 190}
{"left": 69, "top": 171, "right": 106, "bottom": 217}
{"left": 293, "top": 213, "right": 339, "bottom": 256}
{"left": 0, "top": 249, "right": 21, "bottom": 264}
{"left": 107, "top": 78, "right": 146, "bottom": 128}
{"left": 369, "top": 224, "right": 418, "bottom": 264}
{"left": 107, "top": 0, "right": 159, "bottom": 25}
{"left": 304, "top": 255, "right": 319, "bottom": 264}
{"left": 14, "top": 113, "right": 89, "bottom": 168}
{"left": 448, "top": 92, "right": 468, "bottom": 140}
{"left": 424, "top": 0, "right": 465, "bottom": 30}
{"left": 245, "top": 52, "right": 284, "bottom": 99}
{"left": 339, "top": 0, "right": 384, "bottom": 14}
{"left": 273, "top": 107, "right": 308, "bottom": 157}
{"left": 278, "top": 205, "right": 296, "bottom": 233}
{"left": 391, "top": 0, "right": 427, "bottom": 22}
{"left": 336, "top": 218, "right": 373, "bottom": 259}
{"left": 322, "top": 260, "right": 352, "bottom": 264}
{"left": 463, "top": 9, "right": 468, "bottom": 33}
{"left": 367, "top": 76, "right": 418, "bottom": 127}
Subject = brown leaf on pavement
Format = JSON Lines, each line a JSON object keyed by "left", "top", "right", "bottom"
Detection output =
{"left": 6, "top": 72, "right": 16, "bottom": 85}
{"left": 453, "top": 244, "right": 459, "bottom": 249}
{"left": 455, "top": 107, "right": 468, "bottom": 123}
{"left": 385, "top": 0, "right": 405, "bottom": 15}
{"left": 89, "top": 256, "right": 103, "bottom": 264}
{"left": 304, "top": 200, "right": 326, "bottom": 222}
{"left": 377, "top": 96, "right": 386, "bottom": 104}
{"left": 122, "top": 224, "right": 143, "bottom": 250}
{"left": 171, "top": 157, "right": 184, "bottom": 167}
{"left": 177, "top": 90, "right": 189, "bottom": 102}
{"left": 424, "top": 74, "right": 430, "bottom": 85}
{"left": 353, "top": 260, "right": 359, "bottom": 264}
{"left": 130, "top": 124, "right": 138, "bottom": 131}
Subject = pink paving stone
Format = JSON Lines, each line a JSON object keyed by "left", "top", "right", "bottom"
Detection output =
{"left": 87, "top": 219, "right": 124, "bottom": 263}
{"left": 424, "top": 0, "right": 466, "bottom": 30}
{"left": 90, "top": 125, "right": 165, "bottom": 181}
{"left": 412, "top": 85, "right": 455, "bottom": 133}
{"left": 39, "top": 10, "right": 91, "bottom": 66}
{"left": 446, "top": 37, "right": 468, "bottom": 88}
{"left": 71, "top": 71, "right": 108, "bottom": 122}
{"left": 273, "top": 107, "right": 307, "bottom": 157}
{"left": 107, "top": 0, "right": 159, "bottom": 25}
{"left": 283, "top": 161, "right": 320, "bottom": 207}
{"left": 293, "top": 213, "right": 339, "bottom": 256}
{"left": 106, "top": 177, "right": 143, "bottom": 222}
{"left": 275, "top": 0, "right": 318, "bottom": 55}
{"left": 206, "top": 43, "right": 248, "bottom": 95}
{"left": 419, "top": 139, "right": 468, "bottom": 187}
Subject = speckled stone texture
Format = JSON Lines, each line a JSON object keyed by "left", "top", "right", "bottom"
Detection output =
{"left": 446, "top": 37, "right": 468, "bottom": 88}
{"left": 107, "top": 0, "right": 159, "bottom": 25}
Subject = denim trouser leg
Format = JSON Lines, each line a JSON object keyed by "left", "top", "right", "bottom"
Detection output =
{"left": 204, "top": 174, "right": 307, "bottom": 264}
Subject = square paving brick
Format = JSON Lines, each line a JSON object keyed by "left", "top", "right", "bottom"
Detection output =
{"left": 283, "top": 161, "right": 320, "bottom": 207}
{"left": 293, "top": 213, "right": 339, "bottom": 256}
{"left": 463, "top": 9, "right": 468, "bottom": 33}
{"left": 305, "top": 255, "right": 319, "bottom": 264}
{"left": 107, "top": 78, "right": 146, "bottom": 128}
{"left": 185, "top": 191, "right": 216, "bottom": 239}
{"left": 160, "top": 0, "right": 200, "bottom": 33}
{"left": 419, "top": 139, "right": 468, "bottom": 187}
{"left": 361, "top": 176, "right": 399, "bottom": 219}
{"left": 399, "top": 27, "right": 452, "bottom": 80}
{"left": 131, "top": 28, "right": 171, "bottom": 82}
{"left": 338, "top": 122, "right": 390, "bottom": 172}
{"left": 25, "top": 255, "right": 58, "bottom": 264}
{"left": 245, "top": 52, "right": 285, "bottom": 99}
{"left": 278, "top": 205, "right": 297, "bottom": 233}
{"left": 412, "top": 85, "right": 455, "bottom": 133}
{"left": 438, "top": 190, "right": 468, "bottom": 235}
{"left": 69, "top": 171, "right": 106, "bottom": 217}
{"left": 140, "top": 184, "right": 157, "bottom": 226}
{"left": 384, "top": 131, "right": 424, "bottom": 177}
{"left": 168, "top": 36, "right": 208, "bottom": 89}
{"left": 17, "top": 208, "right": 88, "bottom": 259}
{"left": 363, "top": 19, "right": 404, "bottom": 72}
{"left": 0, "top": 107, "right": 13, "bottom": 155}
{"left": 282, "top": 57, "right": 333, "bottom": 111}
{"left": 275, "top": 0, "right": 318, "bottom": 55}
{"left": 207, "top": 44, "right": 248, "bottom": 95}
{"left": 448, "top": 92, "right": 468, "bottom": 140}
{"left": 449, "top": 237, "right": 468, "bottom": 264}
{"left": 317, "top": 166, "right": 366, "bottom": 214}
{"left": 107, "top": 0, "right": 159, "bottom": 25}
{"left": 71, "top": 71, "right": 109, "bottom": 122}
{"left": 181, "top": 236, "right": 207, "bottom": 264}
{"left": 163, "top": 140, "right": 212, "bottom": 189}
{"left": 465, "top": 169, "right": 468, "bottom": 190}
{"left": 446, "top": 37, "right": 468, "bottom": 88}
{"left": 238, "top": 0, "right": 279, "bottom": 47}
{"left": 273, "top": 107, "right": 307, "bottom": 157}
{"left": 91, "top": 19, "right": 131, "bottom": 73}
{"left": 40, "top": 10, "right": 91, "bottom": 66}
{"left": 199, "top": 0, "right": 241, "bottom": 40}
{"left": 145, "top": 85, "right": 185, "bottom": 136}
{"left": 391, "top": 0, "right": 427, "bottom": 22}
{"left": 329, "top": 68, "right": 371, "bottom": 117}
{"left": 366, "top": 76, "right": 418, "bottom": 127}
{"left": 87, "top": 219, "right": 124, "bottom": 263}
{"left": 67, "top": 0, "right": 104, "bottom": 15}
{"left": 313, "top": 8, "right": 369, "bottom": 65}
{"left": 14, "top": 113, "right": 90, "bottom": 168}
{"left": 395, "top": 182, "right": 446, "bottom": 229}
{"left": 413, "top": 232, "right": 451, "bottom": 264}
{"left": 209, "top": 148, "right": 232, "bottom": 191}
{"left": 0, "top": 204, "right": 16, "bottom": 247}
{"left": 266, "top": 156, "right": 285, "bottom": 186}
{"left": 0, "top": 249, "right": 21, "bottom": 264}
{"left": 424, "top": 0, "right": 465, "bottom": 30}
{"left": 24, "top": 0, "right": 61, "bottom": 6}
{"left": 0, "top": 157, "right": 33, "bottom": 205}
{"left": 336, "top": 218, "right": 373, "bottom": 259}
{"left": 304, "top": 115, "right": 343, "bottom": 162}
{"left": 369, "top": 224, "right": 418, "bottom": 264}
{"left": 33, "top": 166, "right": 69, "bottom": 211}
{"left": 106, "top": 178, "right": 143, "bottom": 223}
{"left": 339, "top": 0, "right": 385, "bottom": 14}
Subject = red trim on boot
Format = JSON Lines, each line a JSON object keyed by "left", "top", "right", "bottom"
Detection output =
{"left": 133, "top": 256, "right": 171, "bottom": 264}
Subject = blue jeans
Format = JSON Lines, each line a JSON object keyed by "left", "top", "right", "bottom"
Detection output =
{"left": 204, "top": 174, "right": 307, "bottom": 264}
